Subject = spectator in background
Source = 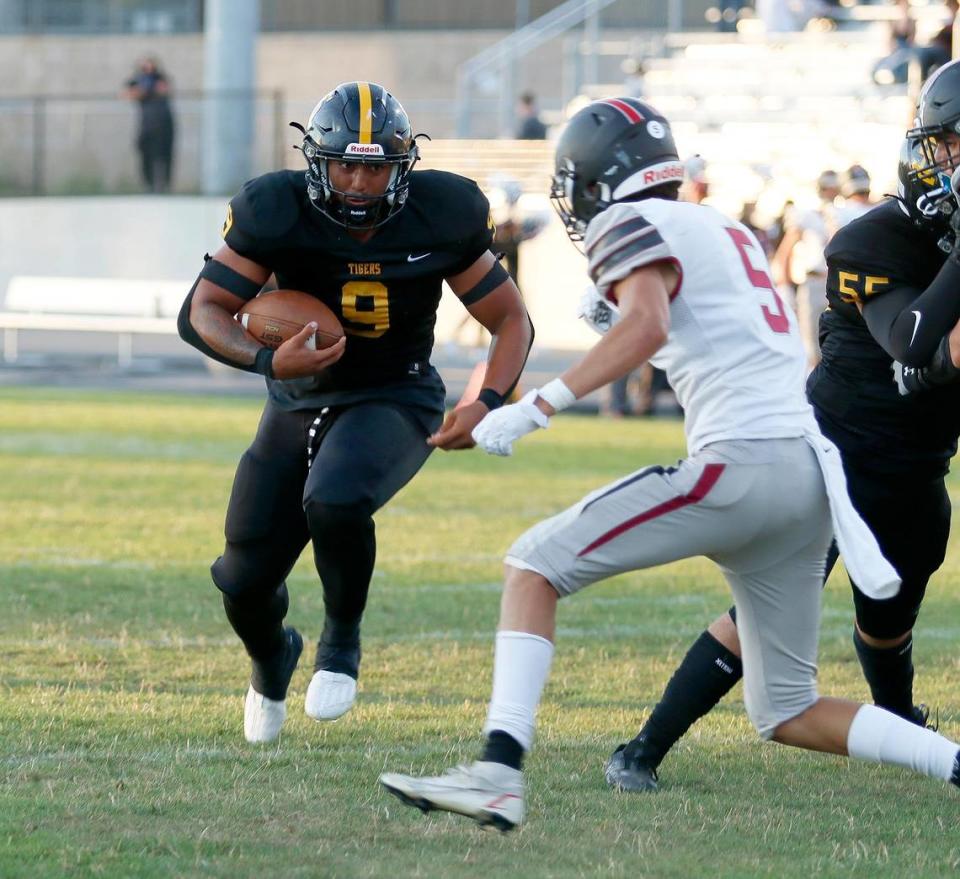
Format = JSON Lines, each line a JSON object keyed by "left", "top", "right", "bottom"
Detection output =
{"left": 739, "top": 201, "right": 772, "bottom": 256}
{"left": 771, "top": 169, "right": 841, "bottom": 370}
{"left": 716, "top": 0, "right": 745, "bottom": 32}
{"left": 834, "top": 164, "right": 877, "bottom": 227}
{"left": 621, "top": 58, "right": 647, "bottom": 98}
{"left": 680, "top": 154, "right": 709, "bottom": 205}
{"left": 872, "top": 0, "right": 917, "bottom": 86}
{"left": 123, "top": 57, "right": 175, "bottom": 193}
{"left": 915, "top": 0, "right": 958, "bottom": 82}
{"left": 515, "top": 92, "right": 548, "bottom": 140}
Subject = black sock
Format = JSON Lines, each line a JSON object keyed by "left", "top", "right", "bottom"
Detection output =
{"left": 314, "top": 614, "right": 362, "bottom": 678}
{"left": 853, "top": 627, "right": 915, "bottom": 719}
{"left": 629, "top": 629, "right": 743, "bottom": 769}
{"left": 481, "top": 730, "right": 525, "bottom": 770}
{"left": 222, "top": 585, "right": 297, "bottom": 700}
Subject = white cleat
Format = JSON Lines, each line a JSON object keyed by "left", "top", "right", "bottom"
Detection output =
{"left": 304, "top": 670, "right": 357, "bottom": 721}
{"left": 244, "top": 686, "right": 287, "bottom": 744}
{"left": 379, "top": 761, "right": 525, "bottom": 832}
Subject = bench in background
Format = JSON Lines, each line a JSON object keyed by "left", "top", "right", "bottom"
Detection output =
{"left": 0, "top": 276, "right": 190, "bottom": 366}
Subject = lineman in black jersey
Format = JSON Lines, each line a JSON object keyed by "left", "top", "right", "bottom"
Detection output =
{"left": 603, "top": 60, "right": 960, "bottom": 793}
{"left": 178, "top": 82, "right": 533, "bottom": 743}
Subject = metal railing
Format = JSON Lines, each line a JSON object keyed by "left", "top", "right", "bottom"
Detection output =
{"left": 0, "top": 0, "right": 694, "bottom": 33}
{"left": 455, "top": 0, "right": 688, "bottom": 136}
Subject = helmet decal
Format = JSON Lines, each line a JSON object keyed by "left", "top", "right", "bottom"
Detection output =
{"left": 598, "top": 98, "right": 645, "bottom": 123}
{"left": 550, "top": 97, "right": 680, "bottom": 243}
{"left": 357, "top": 80, "right": 373, "bottom": 144}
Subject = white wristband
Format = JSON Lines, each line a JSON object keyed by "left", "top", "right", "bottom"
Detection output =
{"left": 537, "top": 378, "right": 577, "bottom": 413}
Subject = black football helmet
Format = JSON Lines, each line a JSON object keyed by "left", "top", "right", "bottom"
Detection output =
{"left": 905, "top": 59, "right": 960, "bottom": 208}
{"left": 293, "top": 81, "right": 419, "bottom": 229}
{"left": 550, "top": 97, "right": 683, "bottom": 242}
{"left": 897, "top": 135, "right": 953, "bottom": 235}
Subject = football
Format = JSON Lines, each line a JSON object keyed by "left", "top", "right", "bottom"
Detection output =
{"left": 236, "top": 289, "right": 344, "bottom": 350}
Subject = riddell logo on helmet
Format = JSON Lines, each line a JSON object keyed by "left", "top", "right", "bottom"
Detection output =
{"left": 345, "top": 143, "right": 385, "bottom": 156}
{"left": 643, "top": 162, "right": 684, "bottom": 185}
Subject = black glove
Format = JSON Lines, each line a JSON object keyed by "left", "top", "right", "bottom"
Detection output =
{"left": 892, "top": 334, "right": 960, "bottom": 395}
{"left": 892, "top": 360, "right": 927, "bottom": 396}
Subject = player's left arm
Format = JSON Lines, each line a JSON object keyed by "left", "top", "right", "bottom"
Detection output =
{"left": 858, "top": 253, "right": 960, "bottom": 368}
{"left": 428, "top": 250, "right": 534, "bottom": 450}
{"left": 470, "top": 263, "right": 673, "bottom": 457}
{"left": 542, "top": 262, "right": 673, "bottom": 407}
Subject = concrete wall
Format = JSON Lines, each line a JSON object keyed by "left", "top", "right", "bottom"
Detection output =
{"left": 0, "top": 30, "right": 583, "bottom": 191}
{"left": 0, "top": 195, "right": 597, "bottom": 351}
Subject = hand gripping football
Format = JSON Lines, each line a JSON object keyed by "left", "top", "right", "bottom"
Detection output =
{"left": 236, "top": 290, "right": 344, "bottom": 350}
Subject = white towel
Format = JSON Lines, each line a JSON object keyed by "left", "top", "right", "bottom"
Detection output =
{"left": 804, "top": 431, "right": 900, "bottom": 600}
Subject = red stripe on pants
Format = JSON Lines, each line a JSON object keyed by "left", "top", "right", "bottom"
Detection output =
{"left": 576, "top": 463, "right": 726, "bottom": 558}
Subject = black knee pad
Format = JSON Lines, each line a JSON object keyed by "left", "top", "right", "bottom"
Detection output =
{"left": 212, "top": 545, "right": 287, "bottom": 600}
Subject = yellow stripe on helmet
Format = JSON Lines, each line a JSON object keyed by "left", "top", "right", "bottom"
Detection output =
{"left": 357, "top": 81, "right": 373, "bottom": 144}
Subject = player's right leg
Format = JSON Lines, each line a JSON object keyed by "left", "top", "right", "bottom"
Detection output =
{"left": 301, "top": 402, "right": 441, "bottom": 721}
{"left": 719, "top": 448, "right": 960, "bottom": 790}
{"left": 381, "top": 450, "right": 756, "bottom": 828}
{"left": 607, "top": 541, "right": 842, "bottom": 791}
{"left": 844, "top": 467, "right": 950, "bottom": 725}
{"left": 212, "top": 402, "right": 311, "bottom": 743}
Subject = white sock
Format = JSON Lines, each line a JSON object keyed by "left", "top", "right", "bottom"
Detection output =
{"left": 482, "top": 630, "right": 554, "bottom": 752}
{"left": 847, "top": 704, "right": 958, "bottom": 781}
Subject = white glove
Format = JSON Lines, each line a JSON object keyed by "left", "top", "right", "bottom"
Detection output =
{"left": 578, "top": 284, "right": 620, "bottom": 336}
{"left": 471, "top": 389, "right": 550, "bottom": 456}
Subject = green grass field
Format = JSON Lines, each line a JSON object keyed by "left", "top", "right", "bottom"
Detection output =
{"left": 1, "top": 387, "right": 958, "bottom": 879}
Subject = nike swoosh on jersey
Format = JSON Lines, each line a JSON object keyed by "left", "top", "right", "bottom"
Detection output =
{"left": 407, "top": 252, "right": 432, "bottom": 262}
{"left": 909, "top": 310, "right": 922, "bottom": 346}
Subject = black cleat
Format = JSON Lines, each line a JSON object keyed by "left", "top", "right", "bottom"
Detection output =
{"left": 604, "top": 743, "right": 659, "bottom": 793}
{"left": 909, "top": 703, "right": 939, "bottom": 731}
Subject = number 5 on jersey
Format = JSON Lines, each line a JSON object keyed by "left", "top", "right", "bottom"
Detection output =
{"left": 725, "top": 227, "right": 791, "bottom": 335}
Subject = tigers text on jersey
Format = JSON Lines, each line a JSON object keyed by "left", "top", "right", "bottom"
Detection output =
{"left": 585, "top": 199, "right": 817, "bottom": 454}
{"left": 222, "top": 168, "right": 493, "bottom": 412}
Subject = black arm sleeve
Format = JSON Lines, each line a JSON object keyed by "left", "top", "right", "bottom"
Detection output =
{"left": 862, "top": 257, "right": 960, "bottom": 367}
{"left": 177, "top": 278, "right": 274, "bottom": 377}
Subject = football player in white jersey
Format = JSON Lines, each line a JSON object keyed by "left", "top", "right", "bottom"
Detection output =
{"left": 378, "top": 97, "right": 960, "bottom": 831}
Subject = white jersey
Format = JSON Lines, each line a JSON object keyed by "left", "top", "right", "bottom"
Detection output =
{"left": 585, "top": 199, "right": 818, "bottom": 454}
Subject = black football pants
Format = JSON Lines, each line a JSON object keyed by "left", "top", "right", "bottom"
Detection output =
{"left": 211, "top": 398, "right": 441, "bottom": 644}
{"left": 840, "top": 461, "right": 950, "bottom": 639}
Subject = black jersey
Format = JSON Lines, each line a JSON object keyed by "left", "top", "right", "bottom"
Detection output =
{"left": 809, "top": 198, "right": 960, "bottom": 477}
{"left": 222, "top": 169, "right": 493, "bottom": 412}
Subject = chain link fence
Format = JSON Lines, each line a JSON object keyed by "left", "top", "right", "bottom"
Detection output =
{"left": 0, "top": 90, "right": 286, "bottom": 195}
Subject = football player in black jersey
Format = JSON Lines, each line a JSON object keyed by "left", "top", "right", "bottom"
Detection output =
{"left": 602, "top": 60, "right": 960, "bottom": 793}
{"left": 178, "top": 81, "right": 533, "bottom": 743}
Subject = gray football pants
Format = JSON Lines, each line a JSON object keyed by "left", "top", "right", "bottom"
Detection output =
{"left": 505, "top": 437, "right": 833, "bottom": 738}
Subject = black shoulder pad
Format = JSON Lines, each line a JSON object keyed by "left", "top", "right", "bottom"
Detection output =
{"left": 410, "top": 171, "right": 494, "bottom": 273}
{"left": 413, "top": 170, "right": 492, "bottom": 241}
{"left": 222, "top": 171, "right": 302, "bottom": 260}
{"left": 826, "top": 200, "right": 942, "bottom": 305}
{"left": 826, "top": 200, "right": 915, "bottom": 278}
